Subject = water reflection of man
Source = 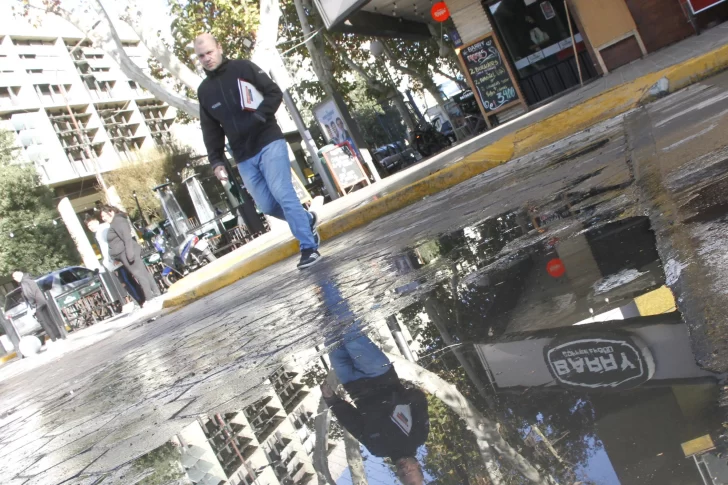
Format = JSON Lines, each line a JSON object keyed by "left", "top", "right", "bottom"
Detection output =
{"left": 320, "top": 334, "right": 429, "bottom": 484}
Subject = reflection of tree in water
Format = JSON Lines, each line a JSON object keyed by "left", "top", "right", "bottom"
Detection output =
{"left": 500, "top": 391, "right": 600, "bottom": 481}
{"left": 424, "top": 395, "right": 494, "bottom": 484}
{"left": 131, "top": 441, "right": 188, "bottom": 485}
{"left": 300, "top": 359, "right": 345, "bottom": 442}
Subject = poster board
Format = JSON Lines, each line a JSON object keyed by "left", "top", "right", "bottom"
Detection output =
{"left": 291, "top": 169, "right": 312, "bottom": 204}
{"left": 456, "top": 32, "right": 526, "bottom": 122}
{"left": 313, "top": 98, "right": 360, "bottom": 153}
{"left": 321, "top": 143, "right": 368, "bottom": 194}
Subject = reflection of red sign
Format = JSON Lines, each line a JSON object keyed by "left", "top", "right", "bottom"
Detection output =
{"left": 687, "top": 0, "right": 726, "bottom": 13}
{"left": 431, "top": 2, "right": 450, "bottom": 22}
{"left": 546, "top": 258, "right": 566, "bottom": 278}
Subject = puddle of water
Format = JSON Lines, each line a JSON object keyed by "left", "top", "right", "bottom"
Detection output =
{"left": 61, "top": 178, "right": 728, "bottom": 485}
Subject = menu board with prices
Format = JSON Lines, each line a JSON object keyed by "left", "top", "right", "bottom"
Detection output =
{"left": 458, "top": 33, "right": 524, "bottom": 118}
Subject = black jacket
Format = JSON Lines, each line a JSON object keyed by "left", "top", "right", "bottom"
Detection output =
{"left": 324, "top": 368, "right": 430, "bottom": 460}
{"left": 106, "top": 213, "right": 137, "bottom": 263}
{"left": 198, "top": 59, "right": 284, "bottom": 168}
{"left": 20, "top": 274, "right": 46, "bottom": 309}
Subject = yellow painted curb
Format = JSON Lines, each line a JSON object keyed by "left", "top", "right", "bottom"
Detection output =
{"left": 0, "top": 352, "right": 17, "bottom": 364}
{"left": 635, "top": 285, "right": 677, "bottom": 316}
{"left": 164, "top": 42, "right": 728, "bottom": 308}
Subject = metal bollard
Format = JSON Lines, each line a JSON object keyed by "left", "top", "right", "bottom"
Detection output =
{"left": 97, "top": 267, "right": 125, "bottom": 312}
{"left": 43, "top": 291, "right": 69, "bottom": 339}
{"left": 0, "top": 312, "right": 21, "bottom": 354}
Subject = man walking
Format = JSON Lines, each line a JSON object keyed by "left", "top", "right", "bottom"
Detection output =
{"left": 12, "top": 270, "right": 65, "bottom": 343}
{"left": 194, "top": 33, "right": 321, "bottom": 269}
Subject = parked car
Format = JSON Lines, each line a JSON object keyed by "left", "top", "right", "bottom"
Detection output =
{"left": 372, "top": 143, "right": 418, "bottom": 174}
{"left": 3, "top": 266, "right": 115, "bottom": 339}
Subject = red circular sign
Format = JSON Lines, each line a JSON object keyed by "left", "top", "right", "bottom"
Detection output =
{"left": 546, "top": 258, "right": 566, "bottom": 278}
{"left": 431, "top": 2, "right": 450, "bottom": 22}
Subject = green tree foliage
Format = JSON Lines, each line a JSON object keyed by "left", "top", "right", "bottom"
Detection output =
{"left": 0, "top": 130, "right": 78, "bottom": 276}
{"left": 168, "top": 0, "right": 259, "bottom": 72}
{"left": 131, "top": 441, "right": 188, "bottom": 485}
{"left": 424, "top": 395, "right": 495, "bottom": 484}
{"left": 348, "top": 79, "right": 409, "bottom": 148}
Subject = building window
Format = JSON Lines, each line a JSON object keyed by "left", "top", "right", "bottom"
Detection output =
{"left": 85, "top": 79, "right": 116, "bottom": 100}
{"left": 34, "top": 84, "right": 70, "bottom": 104}
{"left": 12, "top": 38, "right": 54, "bottom": 46}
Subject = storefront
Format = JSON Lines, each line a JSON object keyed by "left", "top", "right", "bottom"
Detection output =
{"left": 483, "top": 0, "right": 597, "bottom": 105}
{"left": 315, "top": 0, "right": 728, "bottom": 121}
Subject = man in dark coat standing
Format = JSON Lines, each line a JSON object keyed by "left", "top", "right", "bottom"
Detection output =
{"left": 12, "top": 270, "right": 65, "bottom": 342}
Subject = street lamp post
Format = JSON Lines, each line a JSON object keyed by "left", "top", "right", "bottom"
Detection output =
{"left": 132, "top": 191, "right": 148, "bottom": 227}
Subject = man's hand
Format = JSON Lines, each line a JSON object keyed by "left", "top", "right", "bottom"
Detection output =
{"left": 214, "top": 166, "right": 228, "bottom": 181}
{"left": 320, "top": 381, "right": 335, "bottom": 399}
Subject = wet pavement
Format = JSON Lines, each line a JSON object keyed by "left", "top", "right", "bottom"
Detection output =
{"left": 4, "top": 72, "right": 728, "bottom": 484}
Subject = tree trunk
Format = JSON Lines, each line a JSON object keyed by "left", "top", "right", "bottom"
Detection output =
{"left": 389, "top": 354, "right": 543, "bottom": 484}
{"left": 380, "top": 43, "right": 456, "bottom": 137}
{"left": 313, "top": 398, "right": 337, "bottom": 484}
{"left": 428, "top": 23, "right": 467, "bottom": 82}
{"left": 424, "top": 297, "right": 494, "bottom": 407}
{"left": 343, "top": 430, "right": 369, "bottom": 485}
{"left": 323, "top": 33, "right": 417, "bottom": 133}
{"left": 424, "top": 83, "right": 462, "bottom": 140}
{"left": 293, "top": 0, "right": 337, "bottom": 99}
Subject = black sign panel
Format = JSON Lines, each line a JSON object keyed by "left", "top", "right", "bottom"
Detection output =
{"left": 322, "top": 145, "right": 367, "bottom": 192}
{"left": 460, "top": 35, "right": 519, "bottom": 114}
{"left": 545, "top": 336, "right": 654, "bottom": 390}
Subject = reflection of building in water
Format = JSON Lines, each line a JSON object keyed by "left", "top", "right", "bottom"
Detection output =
{"left": 173, "top": 363, "right": 318, "bottom": 485}
{"left": 170, "top": 319, "right": 417, "bottom": 485}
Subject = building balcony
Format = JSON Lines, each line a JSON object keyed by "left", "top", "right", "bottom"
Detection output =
{"left": 0, "top": 73, "right": 22, "bottom": 87}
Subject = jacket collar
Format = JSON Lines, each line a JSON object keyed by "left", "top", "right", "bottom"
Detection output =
{"left": 204, "top": 58, "right": 230, "bottom": 78}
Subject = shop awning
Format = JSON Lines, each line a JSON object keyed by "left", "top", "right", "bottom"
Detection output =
{"left": 314, "top": 0, "right": 431, "bottom": 39}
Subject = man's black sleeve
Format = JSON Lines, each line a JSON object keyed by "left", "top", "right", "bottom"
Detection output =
{"left": 241, "top": 60, "right": 283, "bottom": 123}
{"left": 199, "top": 98, "right": 227, "bottom": 170}
{"left": 325, "top": 396, "right": 365, "bottom": 439}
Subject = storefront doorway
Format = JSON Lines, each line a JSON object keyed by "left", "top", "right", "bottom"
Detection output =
{"left": 485, "top": 0, "right": 598, "bottom": 105}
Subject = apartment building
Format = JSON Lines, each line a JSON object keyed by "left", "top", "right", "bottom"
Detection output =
{"left": 170, "top": 321, "right": 415, "bottom": 485}
{"left": 0, "top": 11, "right": 178, "bottom": 212}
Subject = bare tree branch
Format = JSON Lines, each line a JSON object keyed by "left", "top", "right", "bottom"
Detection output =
{"left": 25, "top": 0, "right": 200, "bottom": 118}
{"left": 120, "top": 0, "right": 203, "bottom": 92}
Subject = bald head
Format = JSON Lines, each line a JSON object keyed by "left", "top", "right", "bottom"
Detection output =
{"left": 194, "top": 33, "right": 224, "bottom": 71}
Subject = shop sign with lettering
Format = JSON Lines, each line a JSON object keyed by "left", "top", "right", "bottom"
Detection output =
{"left": 545, "top": 335, "right": 654, "bottom": 390}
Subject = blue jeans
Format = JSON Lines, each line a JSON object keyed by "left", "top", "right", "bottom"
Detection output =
{"left": 319, "top": 280, "right": 393, "bottom": 384}
{"left": 237, "top": 139, "right": 317, "bottom": 251}
{"left": 329, "top": 335, "right": 393, "bottom": 385}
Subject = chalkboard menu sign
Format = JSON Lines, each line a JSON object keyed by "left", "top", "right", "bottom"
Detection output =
{"left": 322, "top": 144, "right": 368, "bottom": 193}
{"left": 458, "top": 34, "right": 523, "bottom": 116}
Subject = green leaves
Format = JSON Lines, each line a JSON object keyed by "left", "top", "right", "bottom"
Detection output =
{"left": 0, "top": 130, "right": 78, "bottom": 276}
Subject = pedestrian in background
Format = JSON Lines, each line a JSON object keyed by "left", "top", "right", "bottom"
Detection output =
{"left": 85, "top": 213, "right": 144, "bottom": 308}
{"left": 98, "top": 205, "right": 161, "bottom": 306}
{"left": 11, "top": 269, "right": 65, "bottom": 343}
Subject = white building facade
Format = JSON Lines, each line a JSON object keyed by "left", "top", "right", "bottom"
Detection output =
{"left": 0, "top": 11, "right": 180, "bottom": 213}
